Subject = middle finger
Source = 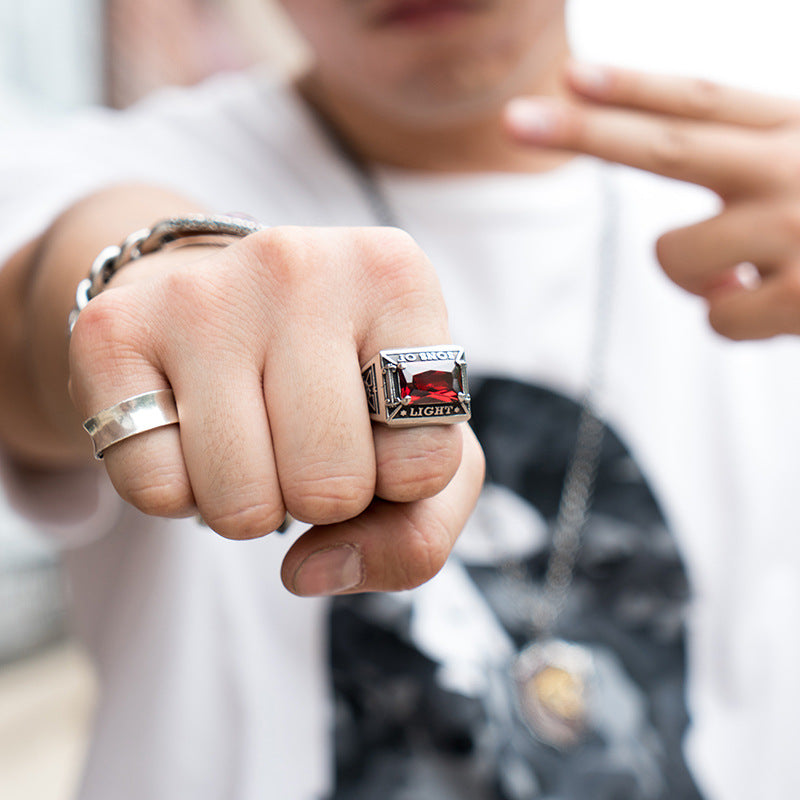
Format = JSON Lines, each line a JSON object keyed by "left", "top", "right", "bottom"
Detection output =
{"left": 265, "top": 326, "right": 377, "bottom": 526}
{"left": 505, "top": 98, "right": 773, "bottom": 197}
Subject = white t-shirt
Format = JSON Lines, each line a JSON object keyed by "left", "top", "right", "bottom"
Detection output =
{"left": 2, "top": 68, "right": 800, "bottom": 800}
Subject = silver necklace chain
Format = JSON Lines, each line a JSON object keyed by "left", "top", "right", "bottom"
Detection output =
{"left": 513, "top": 170, "right": 618, "bottom": 637}
{"left": 316, "top": 107, "right": 619, "bottom": 640}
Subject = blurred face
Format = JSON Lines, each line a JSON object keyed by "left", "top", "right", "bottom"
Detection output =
{"left": 278, "top": 0, "right": 568, "bottom": 126}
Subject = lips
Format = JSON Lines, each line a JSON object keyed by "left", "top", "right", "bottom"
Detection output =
{"left": 370, "top": 0, "right": 486, "bottom": 28}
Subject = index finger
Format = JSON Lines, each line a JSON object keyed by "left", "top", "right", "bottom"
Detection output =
{"left": 567, "top": 62, "right": 800, "bottom": 129}
{"left": 504, "top": 97, "right": 770, "bottom": 196}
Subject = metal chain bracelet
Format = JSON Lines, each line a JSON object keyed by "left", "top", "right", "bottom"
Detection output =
{"left": 67, "top": 214, "right": 265, "bottom": 335}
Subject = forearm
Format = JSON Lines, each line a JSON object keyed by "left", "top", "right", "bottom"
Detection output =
{"left": 0, "top": 184, "right": 206, "bottom": 468}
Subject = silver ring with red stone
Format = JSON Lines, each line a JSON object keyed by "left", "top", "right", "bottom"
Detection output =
{"left": 361, "top": 345, "right": 471, "bottom": 427}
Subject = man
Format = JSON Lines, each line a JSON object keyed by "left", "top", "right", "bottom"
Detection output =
{"left": 1, "top": 1, "right": 799, "bottom": 798}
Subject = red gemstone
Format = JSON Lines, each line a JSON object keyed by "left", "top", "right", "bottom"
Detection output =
{"left": 399, "top": 366, "right": 459, "bottom": 404}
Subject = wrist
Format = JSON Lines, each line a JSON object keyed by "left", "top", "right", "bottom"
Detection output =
{"left": 68, "top": 215, "right": 265, "bottom": 335}
{"left": 102, "top": 243, "right": 222, "bottom": 291}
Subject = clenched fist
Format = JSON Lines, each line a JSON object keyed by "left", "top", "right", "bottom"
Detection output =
{"left": 68, "top": 225, "right": 484, "bottom": 595}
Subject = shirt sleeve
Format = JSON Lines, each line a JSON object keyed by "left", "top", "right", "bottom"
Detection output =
{"left": 0, "top": 108, "right": 137, "bottom": 269}
{"left": 0, "top": 111, "right": 128, "bottom": 544}
{"left": 0, "top": 454, "right": 125, "bottom": 547}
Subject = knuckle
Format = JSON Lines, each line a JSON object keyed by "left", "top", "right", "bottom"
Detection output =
{"left": 283, "top": 470, "right": 374, "bottom": 525}
{"left": 655, "top": 230, "right": 682, "bottom": 273}
{"left": 685, "top": 78, "right": 722, "bottom": 118}
{"left": 248, "top": 225, "right": 298, "bottom": 263}
{"left": 760, "top": 136, "right": 800, "bottom": 189}
{"left": 246, "top": 226, "right": 359, "bottom": 314}
{"left": 779, "top": 269, "right": 800, "bottom": 307}
{"left": 361, "top": 227, "right": 437, "bottom": 295}
{"left": 121, "top": 464, "right": 194, "bottom": 517}
{"left": 777, "top": 204, "right": 800, "bottom": 242}
{"left": 379, "top": 450, "right": 453, "bottom": 501}
{"left": 562, "top": 109, "right": 589, "bottom": 149}
{"left": 707, "top": 297, "right": 751, "bottom": 341}
{"left": 463, "top": 426, "right": 486, "bottom": 483}
{"left": 649, "top": 125, "right": 692, "bottom": 173}
{"left": 202, "top": 499, "right": 286, "bottom": 540}
{"left": 655, "top": 228, "right": 698, "bottom": 290}
{"left": 377, "top": 430, "right": 461, "bottom": 502}
{"left": 159, "top": 264, "right": 220, "bottom": 313}
{"left": 69, "top": 295, "right": 150, "bottom": 407}
{"left": 247, "top": 225, "right": 314, "bottom": 285}
{"left": 369, "top": 226, "right": 419, "bottom": 258}
{"left": 70, "top": 291, "right": 141, "bottom": 362}
{"left": 706, "top": 304, "right": 738, "bottom": 340}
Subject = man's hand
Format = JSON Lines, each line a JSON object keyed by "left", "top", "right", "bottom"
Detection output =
{"left": 505, "top": 62, "right": 800, "bottom": 340}
{"left": 68, "top": 225, "right": 484, "bottom": 595}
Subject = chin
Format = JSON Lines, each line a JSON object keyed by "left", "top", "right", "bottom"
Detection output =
{"left": 352, "top": 37, "right": 565, "bottom": 128}
{"left": 363, "top": 81, "right": 518, "bottom": 128}
{"left": 292, "top": 0, "right": 567, "bottom": 128}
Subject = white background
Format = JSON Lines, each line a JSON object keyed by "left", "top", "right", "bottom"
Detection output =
{"left": 571, "top": 0, "right": 800, "bottom": 95}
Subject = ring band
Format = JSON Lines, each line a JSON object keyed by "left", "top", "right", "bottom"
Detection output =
{"left": 361, "top": 345, "right": 470, "bottom": 427}
{"left": 83, "top": 389, "right": 179, "bottom": 460}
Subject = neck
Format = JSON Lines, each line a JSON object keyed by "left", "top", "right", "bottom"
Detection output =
{"left": 297, "top": 43, "right": 573, "bottom": 174}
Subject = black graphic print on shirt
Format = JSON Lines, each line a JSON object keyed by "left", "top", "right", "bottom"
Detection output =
{"left": 328, "top": 378, "right": 703, "bottom": 800}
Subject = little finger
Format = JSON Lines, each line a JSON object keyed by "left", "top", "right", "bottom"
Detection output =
{"left": 373, "top": 424, "right": 463, "bottom": 503}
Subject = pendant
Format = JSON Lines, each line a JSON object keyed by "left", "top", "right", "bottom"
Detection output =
{"left": 511, "top": 638, "right": 596, "bottom": 750}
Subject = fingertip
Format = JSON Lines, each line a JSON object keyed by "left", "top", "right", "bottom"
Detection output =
{"left": 703, "top": 263, "right": 761, "bottom": 300}
{"left": 733, "top": 262, "right": 763, "bottom": 291}
{"left": 567, "top": 60, "right": 614, "bottom": 97}
{"left": 504, "top": 97, "right": 560, "bottom": 141}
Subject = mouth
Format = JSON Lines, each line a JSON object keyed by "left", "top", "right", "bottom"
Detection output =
{"left": 370, "top": 0, "right": 488, "bottom": 29}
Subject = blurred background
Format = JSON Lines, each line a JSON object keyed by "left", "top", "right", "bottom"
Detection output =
{"left": 1, "top": 0, "right": 798, "bottom": 798}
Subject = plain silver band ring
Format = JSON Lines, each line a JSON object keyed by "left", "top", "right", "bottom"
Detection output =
{"left": 83, "top": 389, "right": 179, "bottom": 460}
